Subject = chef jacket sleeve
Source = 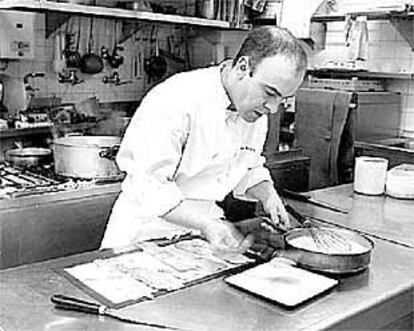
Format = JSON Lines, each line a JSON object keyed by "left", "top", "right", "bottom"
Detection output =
{"left": 233, "top": 116, "right": 273, "bottom": 199}
{"left": 116, "top": 85, "right": 190, "bottom": 217}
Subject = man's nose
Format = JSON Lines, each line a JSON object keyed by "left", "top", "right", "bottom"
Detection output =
{"left": 263, "top": 100, "right": 280, "bottom": 114}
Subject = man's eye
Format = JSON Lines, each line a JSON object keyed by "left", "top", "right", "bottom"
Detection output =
{"left": 265, "top": 90, "right": 276, "bottom": 97}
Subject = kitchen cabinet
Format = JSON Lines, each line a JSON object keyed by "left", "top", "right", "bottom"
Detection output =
{"left": 0, "top": 183, "right": 120, "bottom": 269}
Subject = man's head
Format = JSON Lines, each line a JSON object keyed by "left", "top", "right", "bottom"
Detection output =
{"left": 225, "top": 26, "right": 307, "bottom": 123}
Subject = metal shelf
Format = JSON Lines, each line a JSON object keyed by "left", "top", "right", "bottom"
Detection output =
{"left": 0, "top": 0, "right": 249, "bottom": 30}
{"left": 307, "top": 69, "right": 414, "bottom": 80}
{"left": 312, "top": 10, "right": 414, "bottom": 22}
{"left": 0, "top": 123, "right": 97, "bottom": 139}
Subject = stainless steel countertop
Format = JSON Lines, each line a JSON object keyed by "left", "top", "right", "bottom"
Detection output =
{"left": 0, "top": 230, "right": 413, "bottom": 330}
{"left": 295, "top": 184, "right": 414, "bottom": 248}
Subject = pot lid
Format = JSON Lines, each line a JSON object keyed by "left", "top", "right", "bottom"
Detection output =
{"left": 6, "top": 147, "right": 52, "bottom": 156}
{"left": 54, "top": 135, "right": 121, "bottom": 148}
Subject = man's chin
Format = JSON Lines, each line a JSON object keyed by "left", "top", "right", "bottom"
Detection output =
{"left": 241, "top": 112, "right": 262, "bottom": 123}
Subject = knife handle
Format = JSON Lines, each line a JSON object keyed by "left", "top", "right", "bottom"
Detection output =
{"left": 51, "top": 294, "right": 106, "bottom": 315}
{"left": 281, "top": 189, "right": 310, "bottom": 202}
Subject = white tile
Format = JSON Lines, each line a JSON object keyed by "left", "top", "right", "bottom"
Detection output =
{"left": 406, "top": 81, "right": 414, "bottom": 95}
{"left": 405, "top": 95, "right": 414, "bottom": 109}
{"left": 401, "top": 129, "right": 414, "bottom": 138}
{"left": 327, "top": 21, "right": 345, "bottom": 32}
{"left": 377, "top": 21, "right": 397, "bottom": 41}
{"left": 387, "top": 80, "right": 409, "bottom": 94}
{"left": 401, "top": 110, "right": 414, "bottom": 132}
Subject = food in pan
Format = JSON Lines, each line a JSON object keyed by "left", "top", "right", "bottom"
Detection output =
{"left": 288, "top": 230, "right": 368, "bottom": 255}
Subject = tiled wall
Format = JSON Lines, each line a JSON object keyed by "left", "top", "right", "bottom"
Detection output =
{"left": 0, "top": 11, "right": 189, "bottom": 115}
{"left": 309, "top": 20, "right": 414, "bottom": 137}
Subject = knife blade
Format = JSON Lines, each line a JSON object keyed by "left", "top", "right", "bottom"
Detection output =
{"left": 281, "top": 189, "right": 348, "bottom": 214}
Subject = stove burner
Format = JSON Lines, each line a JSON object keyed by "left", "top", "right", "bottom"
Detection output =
{"left": 0, "top": 163, "right": 123, "bottom": 199}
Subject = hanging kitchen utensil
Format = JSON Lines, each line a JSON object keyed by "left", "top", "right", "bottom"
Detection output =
{"left": 80, "top": 17, "right": 104, "bottom": 74}
{"left": 100, "top": 19, "right": 111, "bottom": 62}
{"left": 53, "top": 26, "right": 66, "bottom": 73}
{"left": 144, "top": 26, "right": 167, "bottom": 82}
{"left": 108, "top": 20, "right": 124, "bottom": 68}
{"left": 64, "top": 17, "right": 82, "bottom": 68}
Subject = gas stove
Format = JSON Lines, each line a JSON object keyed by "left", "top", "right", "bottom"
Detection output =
{"left": 0, "top": 163, "right": 123, "bottom": 199}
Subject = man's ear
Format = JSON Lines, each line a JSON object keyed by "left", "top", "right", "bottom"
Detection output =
{"left": 235, "top": 56, "right": 250, "bottom": 79}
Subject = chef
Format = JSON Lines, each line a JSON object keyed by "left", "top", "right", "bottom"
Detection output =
{"left": 101, "top": 26, "right": 307, "bottom": 252}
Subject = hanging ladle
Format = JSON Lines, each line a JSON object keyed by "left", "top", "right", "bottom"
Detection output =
{"left": 80, "top": 17, "right": 104, "bottom": 74}
{"left": 144, "top": 26, "right": 167, "bottom": 81}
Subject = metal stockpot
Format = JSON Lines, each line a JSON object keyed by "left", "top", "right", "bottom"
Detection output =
{"left": 53, "top": 135, "right": 121, "bottom": 179}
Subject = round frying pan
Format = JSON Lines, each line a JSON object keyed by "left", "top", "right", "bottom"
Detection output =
{"left": 240, "top": 205, "right": 374, "bottom": 275}
{"left": 274, "top": 226, "right": 374, "bottom": 274}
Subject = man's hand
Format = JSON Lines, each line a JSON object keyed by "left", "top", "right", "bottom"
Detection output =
{"left": 202, "top": 218, "right": 253, "bottom": 253}
{"left": 245, "top": 181, "right": 290, "bottom": 230}
{"left": 261, "top": 190, "right": 290, "bottom": 230}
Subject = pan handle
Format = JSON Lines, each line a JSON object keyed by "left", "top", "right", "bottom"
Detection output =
{"left": 284, "top": 204, "right": 312, "bottom": 228}
{"left": 269, "top": 251, "right": 299, "bottom": 266}
{"left": 99, "top": 145, "right": 120, "bottom": 160}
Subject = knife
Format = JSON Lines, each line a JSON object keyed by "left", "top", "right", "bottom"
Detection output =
{"left": 281, "top": 189, "right": 348, "bottom": 214}
{"left": 51, "top": 294, "right": 185, "bottom": 330}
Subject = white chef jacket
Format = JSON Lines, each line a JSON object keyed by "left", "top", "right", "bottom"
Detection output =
{"left": 101, "top": 63, "right": 272, "bottom": 248}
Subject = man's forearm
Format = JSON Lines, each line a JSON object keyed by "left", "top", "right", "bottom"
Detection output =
{"left": 162, "top": 199, "right": 220, "bottom": 234}
{"left": 245, "top": 180, "right": 277, "bottom": 204}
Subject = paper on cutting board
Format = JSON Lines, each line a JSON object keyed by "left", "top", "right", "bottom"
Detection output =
{"left": 63, "top": 239, "right": 254, "bottom": 307}
{"left": 65, "top": 262, "right": 154, "bottom": 305}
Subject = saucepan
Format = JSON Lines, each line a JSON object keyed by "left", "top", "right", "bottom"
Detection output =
{"left": 244, "top": 205, "right": 374, "bottom": 274}
{"left": 5, "top": 147, "right": 52, "bottom": 167}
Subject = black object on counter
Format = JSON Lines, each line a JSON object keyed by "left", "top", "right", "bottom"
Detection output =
{"left": 282, "top": 189, "right": 348, "bottom": 214}
{"left": 51, "top": 294, "right": 185, "bottom": 330}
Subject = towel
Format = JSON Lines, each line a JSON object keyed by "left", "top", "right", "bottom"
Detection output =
{"left": 345, "top": 15, "right": 369, "bottom": 62}
{"left": 295, "top": 88, "right": 354, "bottom": 189}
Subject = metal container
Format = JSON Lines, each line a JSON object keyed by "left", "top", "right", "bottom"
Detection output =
{"left": 275, "top": 227, "right": 374, "bottom": 274}
{"left": 271, "top": 204, "right": 375, "bottom": 274}
{"left": 53, "top": 136, "right": 121, "bottom": 179}
{"left": 195, "top": 0, "right": 215, "bottom": 19}
{"left": 5, "top": 147, "right": 52, "bottom": 167}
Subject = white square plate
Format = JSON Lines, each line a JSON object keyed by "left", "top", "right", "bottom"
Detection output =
{"left": 225, "top": 260, "right": 338, "bottom": 307}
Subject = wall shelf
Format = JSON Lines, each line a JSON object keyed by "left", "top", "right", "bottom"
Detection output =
{"left": 0, "top": 123, "right": 97, "bottom": 139}
{"left": 312, "top": 9, "right": 414, "bottom": 50}
{"left": 307, "top": 69, "right": 414, "bottom": 80}
{"left": 0, "top": 0, "right": 249, "bottom": 31}
{"left": 312, "top": 10, "right": 414, "bottom": 22}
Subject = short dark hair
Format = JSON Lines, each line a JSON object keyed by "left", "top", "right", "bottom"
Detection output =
{"left": 233, "top": 26, "right": 307, "bottom": 74}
